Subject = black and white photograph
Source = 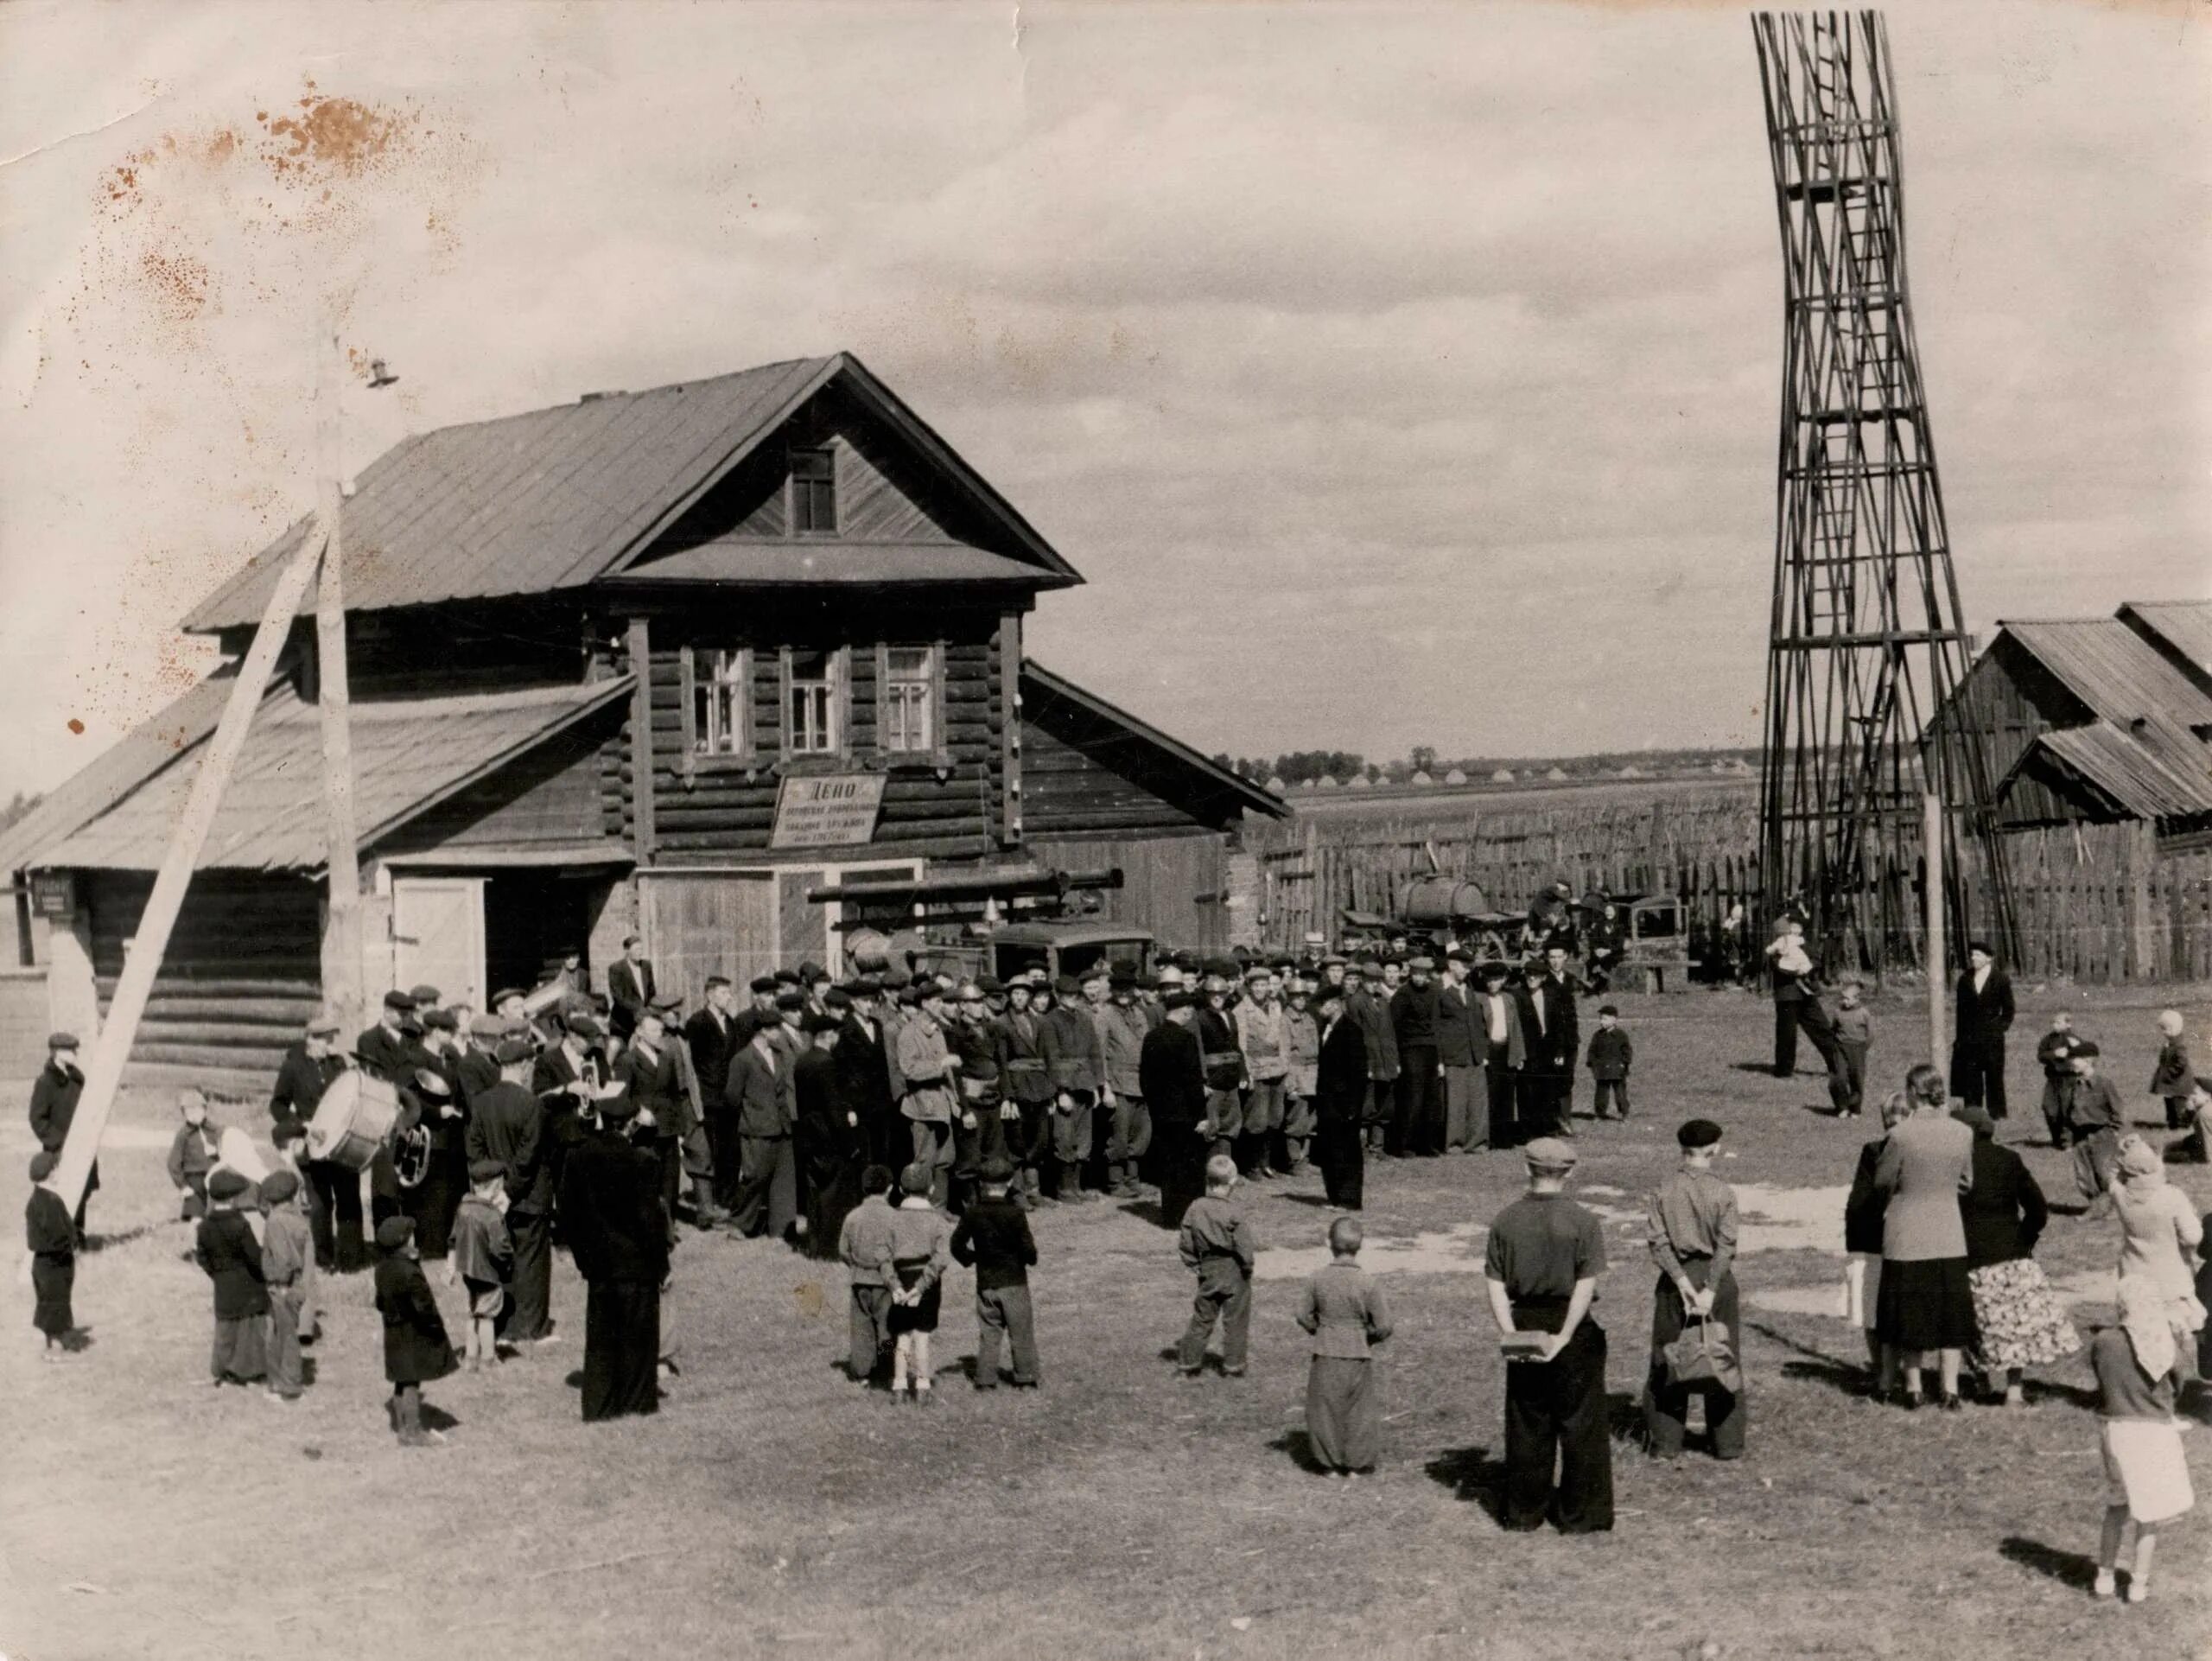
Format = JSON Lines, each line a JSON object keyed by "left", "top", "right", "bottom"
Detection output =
{"left": 1, "top": 3, "right": 2207, "bottom": 1656}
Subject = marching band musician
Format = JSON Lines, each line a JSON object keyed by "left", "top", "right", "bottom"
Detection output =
{"left": 270, "top": 1010, "right": 364, "bottom": 1272}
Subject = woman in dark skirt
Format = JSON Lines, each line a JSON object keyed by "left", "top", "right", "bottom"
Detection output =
{"left": 1874, "top": 1062, "right": 1976, "bottom": 1409}
{"left": 24, "top": 1151, "right": 77, "bottom": 1357}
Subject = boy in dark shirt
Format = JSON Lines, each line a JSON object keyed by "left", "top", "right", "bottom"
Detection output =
{"left": 165, "top": 1090, "right": 222, "bottom": 1221}
{"left": 194, "top": 1169, "right": 270, "bottom": 1387}
{"left": 23, "top": 1151, "right": 78, "bottom": 1358}
{"left": 1585, "top": 1005, "right": 1633, "bottom": 1122}
{"left": 950, "top": 1155, "right": 1040, "bottom": 1388}
{"left": 448, "top": 1158, "right": 513, "bottom": 1370}
{"left": 374, "top": 1216, "right": 457, "bottom": 1446}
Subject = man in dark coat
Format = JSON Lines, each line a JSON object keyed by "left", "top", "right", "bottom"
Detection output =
{"left": 270, "top": 1011, "right": 363, "bottom": 1270}
{"left": 686, "top": 977, "right": 742, "bottom": 1210}
{"left": 354, "top": 990, "right": 415, "bottom": 1080}
{"left": 560, "top": 1093, "right": 669, "bottom": 1422}
{"left": 618, "top": 1005, "right": 690, "bottom": 1223}
{"left": 465, "top": 1040, "right": 556, "bottom": 1344}
{"left": 1389, "top": 957, "right": 1446, "bottom": 1157}
{"left": 725, "top": 1010, "right": 798, "bottom": 1241}
{"left": 29, "top": 1033, "right": 92, "bottom": 1240}
{"left": 1344, "top": 962, "right": 1400, "bottom": 1156}
{"left": 1515, "top": 952, "right": 1580, "bottom": 1139}
{"left": 607, "top": 935, "right": 656, "bottom": 1044}
{"left": 793, "top": 1013, "right": 861, "bottom": 1258}
{"left": 834, "top": 979, "right": 900, "bottom": 1175}
{"left": 1139, "top": 990, "right": 1211, "bottom": 1229}
{"left": 1949, "top": 941, "right": 2015, "bottom": 1120}
{"left": 1312, "top": 984, "right": 1371, "bottom": 1209}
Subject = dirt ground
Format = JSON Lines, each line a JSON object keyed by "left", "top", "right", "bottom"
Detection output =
{"left": 3, "top": 980, "right": 2208, "bottom": 1661}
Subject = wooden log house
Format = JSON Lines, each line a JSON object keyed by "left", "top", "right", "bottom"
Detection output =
{"left": 0, "top": 353, "right": 1281, "bottom": 1087}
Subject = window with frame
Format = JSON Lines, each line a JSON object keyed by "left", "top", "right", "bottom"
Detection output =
{"left": 690, "top": 648, "right": 748, "bottom": 757}
{"left": 787, "top": 648, "right": 839, "bottom": 755}
{"left": 790, "top": 447, "right": 836, "bottom": 534}
{"left": 881, "top": 645, "right": 937, "bottom": 754}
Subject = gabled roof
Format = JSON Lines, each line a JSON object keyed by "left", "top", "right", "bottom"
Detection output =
{"left": 1999, "top": 718, "right": 2212, "bottom": 824}
{"left": 1019, "top": 661, "right": 1286, "bottom": 822}
{"left": 1998, "top": 618, "right": 2212, "bottom": 732}
{"left": 182, "top": 353, "right": 1081, "bottom": 632}
{"left": 29, "top": 679, "right": 631, "bottom": 874}
{"left": 615, "top": 540, "right": 1070, "bottom": 589}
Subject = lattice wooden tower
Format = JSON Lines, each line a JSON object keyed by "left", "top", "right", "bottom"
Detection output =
{"left": 1750, "top": 10, "right": 2014, "bottom": 971}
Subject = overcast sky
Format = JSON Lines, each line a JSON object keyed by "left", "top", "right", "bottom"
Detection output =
{"left": 1, "top": 0, "right": 2205, "bottom": 799}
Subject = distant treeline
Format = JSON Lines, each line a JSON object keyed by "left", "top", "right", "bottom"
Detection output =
{"left": 1209, "top": 748, "right": 1762, "bottom": 786}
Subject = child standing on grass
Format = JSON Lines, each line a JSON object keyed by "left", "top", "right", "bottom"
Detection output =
{"left": 1177, "top": 1155, "right": 1259, "bottom": 1378}
{"left": 2036, "top": 1012, "right": 2081, "bottom": 1149}
{"left": 166, "top": 1090, "right": 221, "bottom": 1220}
{"left": 950, "top": 1155, "right": 1040, "bottom": 1389}
{"left": 195, "top": 1169, "right": 269, "bottom": 1389}
{"left": 1830, "top": 981, "right": 1873, "bottom": 1118}
{"left": 1585, "top": 1005, "right": 1632, "bottom": 1122}
{"left": 838, "top": 1165, "right": 898, "bottom": 1385}
{"left": 22, "top": 1151, "right": 77, "bottom": 1359}
{"left": 880, "top": 1161, "right": 953, "bottom": 1405}
{"left": 2151, "top": 1010, "right": 2192, "bottom": 1131}
{"left": 260, "top": 1168, "right": 313, "bottom": 1403}
{"left": 1295, "top": 1216, "right": 1393, "bottom": 1476}
{"left": 447, "top": 1158, "right": 512, "bottom": 1371}
{"left": 2091, "top": 1277, "right": 2194, "bottom": 1603}
{"left": 374, "top": 1216, "right": 456, "bottom": 1446}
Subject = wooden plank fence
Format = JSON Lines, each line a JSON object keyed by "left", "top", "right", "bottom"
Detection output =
{"left": 1254, "top": 808, "right": 2212, "bottom": 986}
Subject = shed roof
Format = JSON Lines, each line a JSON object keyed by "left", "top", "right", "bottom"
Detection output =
{"left": 1018, "top": 661, "right": 1286, "bottom": 823}
{"left": 29, "top": 678, "right": 631, "bottom": 874}
{"left": 0, "top": 669, "right": 243, "bottom": 875}
{"left": 1999, "top": 617, "right": 2212, "bottom": 731}
{"left": 2120, "top": 599, "right": 2212, "bottom": 691}
{"left": 620, "top": 539, "right": 1067, "bottom": 589}
{"left": 2001, "top": 718, "right": 2212, "bottom": 824}
{"left": 182, "top": 353, "right": 1080, "bottom": 632}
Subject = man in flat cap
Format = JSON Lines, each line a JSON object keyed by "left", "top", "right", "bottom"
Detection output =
{"left": 356, "top": 990, "right": 415, "bottom": 1082}
{"left": 726, "top": 1009, "right": 801, "bottom": 1242}
{"left": 1643, "top": 1119, "right": 1743, "bottom": 1461}
{"left": 1390, "top": 954, "right": 1446, "bottom": 1158}
{"left": 607, "top": 934, "right": 656, "bottom": 1046}
{"left": 467, "top": 1037, "right": 559, "bottom": 1345}
{"left": 1042, "top": 973, "right": 1106, "bottom": 1201}
{"left": 1310, "top": 983, "right": 1369, "bottom": 1210}
{"left": 1436, "top": 946, "right": 1486, "bottom": 1154}
{"left": 1343, "top": 960, "right": 1400, "bottom": 1159}
{"left": 834, "top": 975, "right": 902, "bottom": 1178}
{"left": 268, "top": 1011, "right": 364, "bottom": 1271}
{"left": 559, "top": 1085, "right": 667, "bottom": 1422}
{"left": 1100, "top": 969, "right": 1155, "bottom": 1200}
{"left": 29, "top": 1031, "right": 92, "bottom": 1242}
{"left": 1483, "top": 1136, "right": 1612, "bottom": 1533}
{"left": 687, "top": 977, "right": 743, "bottom": 1213}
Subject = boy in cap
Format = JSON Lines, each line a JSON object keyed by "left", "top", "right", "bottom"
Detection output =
{"left": 1643, "top": 1120, "right": 1744, "bottom": 1460}
{"left": 166, "top": 1088, "right": 222, "bottom": 1220}
{"left": 448, "top": 1157, "right": 514, "bottom": 1369}
{"left": 950, "top": 1155, "right": 1041, "bottom": 1388}
{"left": 838, "top": 1165, "right": 899, "bottom": 1384}
{"left": 1585, "top": 1005, "right": 1633, "bottom": 1123}
{"left": 1483, "top": 1137, "right": 1612, "bottom": 1532}
{"left": 260, "top": 1168, "right": 315, "bottom": 1401}
{"left": 194, "top": 1168, "right": 270, "bottom": 1388}
{"left": 2066, "top": 1041, "right": 2127, "bottom": 1201}
{"left": 2036, "top": 1011, "right": 2081, "bottom": 1149}
{"left": 1828, "top": 979, "right": 1873, "bottom": 1118}
{"left": 1177, "top": 1155, "right": 1259, "bottom": 1378}
{"left": 1296, "top": 1216, "right": 1394, "bottom": 1476}
{"left": 880, "top": 1161, "right": 956, "bottom": 1405}
{"left": 374, "top": 1216, "right": 456, "bottom": 1445}
{"left": 22, "top": 1151, "right": 78, "bottom": 1358}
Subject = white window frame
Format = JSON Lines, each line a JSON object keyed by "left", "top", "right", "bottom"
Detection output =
{"left": 878, "top": 642, "right": 941, "bottom": 758}
{"left": 780, "top": 645, "right": 847, "bottom": 760}
{"left": 677, "top": 646, "right": 755, "bottom": 779}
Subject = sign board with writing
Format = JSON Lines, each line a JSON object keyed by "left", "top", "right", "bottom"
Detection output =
{"left": 770, "top": 773, "right": 887, "bottom": 850}
{"left": 29, "top": 872, "right": 75, "bottom": 920}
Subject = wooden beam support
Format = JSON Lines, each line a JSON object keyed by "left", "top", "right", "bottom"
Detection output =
{"left": 998, "top": 611, "right": 1022, "bottom": 848}
{"left": 315, "top": 318, "right": 365, "bottom": 1041}
{"left": 50, "top": 529, "right": 328, "bottom": 1212}
{"left": 627, "top": 616, "right": 657, "bottom": 863}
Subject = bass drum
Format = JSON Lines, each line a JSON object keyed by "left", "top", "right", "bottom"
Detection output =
{"left": 305, "top": 1070, "right": 400, "bottom": 1171}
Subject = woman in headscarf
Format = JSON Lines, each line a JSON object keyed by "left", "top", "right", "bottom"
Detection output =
{"left": 2089, "top": 1276, "right": 2194, "bottom": 1603}
{"left": 2110, "top": 1133, "right": 2206, "bottom": 1382}
{"left": 1872, "top": 1062, "right": 1974, "bottom": 1409}
{"left": 1955, "top": 1104, "right": 2077, "bottom": 1405}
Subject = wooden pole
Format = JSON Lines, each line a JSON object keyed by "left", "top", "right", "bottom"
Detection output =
{"left": 315, "top": 315, "right": 365, "bottom": 1041}
{"left": 1924, "top": 790, "right": 1945, "bottom": 1068}
{"left": 49, "top": 529, "right": 330, "bottom": 1212}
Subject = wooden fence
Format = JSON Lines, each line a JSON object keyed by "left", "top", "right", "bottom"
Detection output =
{"left": 1253, "top": 805, "right": 2212, "bottom": 986}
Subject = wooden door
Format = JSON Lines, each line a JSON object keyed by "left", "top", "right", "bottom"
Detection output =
{"left": 391, "top": 877, "right": 486, "bottom": 1013}
{"left": 638, "top": 871, "right": 779, "bottom": 1004}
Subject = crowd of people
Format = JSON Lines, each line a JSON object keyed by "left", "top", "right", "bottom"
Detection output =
{"left": 16, "top": 914, "right": 2211, "bottom": 1602}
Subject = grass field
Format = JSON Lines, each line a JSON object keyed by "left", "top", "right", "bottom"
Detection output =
{"left": 4, "top": 982, "right": 2208, "bottom": 1661}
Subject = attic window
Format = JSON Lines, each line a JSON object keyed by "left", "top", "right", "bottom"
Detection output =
{"left": 790, "top": 447, "right": 836, "bottom": 534}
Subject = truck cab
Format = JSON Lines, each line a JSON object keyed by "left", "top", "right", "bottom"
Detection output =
{"left": 914, "top": 922, "right": 1154, "bottom": 988}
